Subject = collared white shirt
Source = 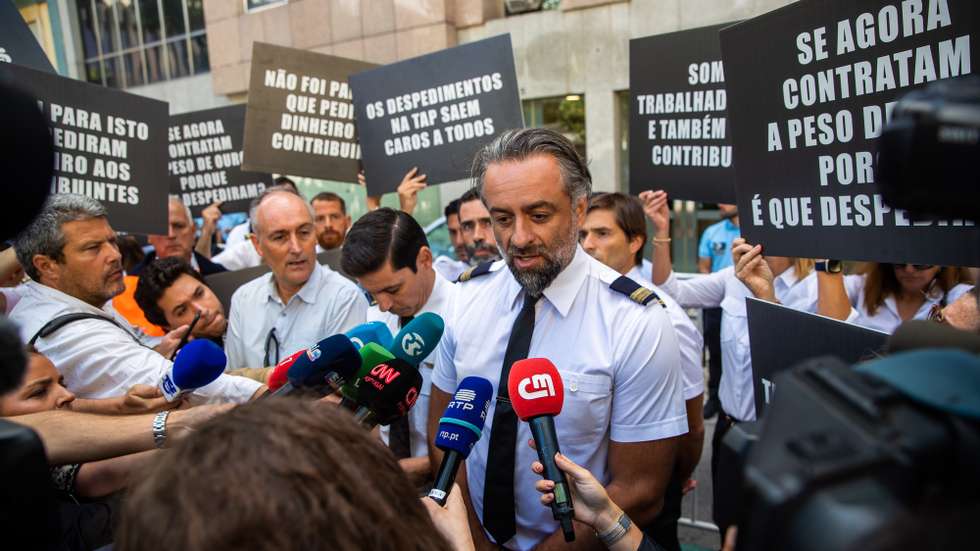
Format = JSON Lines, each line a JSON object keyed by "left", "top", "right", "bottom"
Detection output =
{"left": 225, "top": 221, "right": 250, "bottom": 247}
{"left": 10, "top": 281, "right": 261, "bottom": 404}
{"left": 370, "top": 272, "right": 457, "bottom": 458}
{"left": 433, "top": 246, "right": 686, "bottom": 550}
{"left": 842, "top": 274, "right": 972, "bottom": 334}
{"left": 659, "top": 266, "right": 818, "bottom": 422}
{"left": 627, "top": 266, "right": 704, "bottom": 400}
{"left": 433, "top": 255, "right": 469, "bottom": 283}
{"left": 225, "top": 262, "right": 367, "bottom": 369}
{"left": 213, "top": 240, "right": 328, "bottom": 272}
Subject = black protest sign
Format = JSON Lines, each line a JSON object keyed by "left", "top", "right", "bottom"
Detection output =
{"left": 350, "top": 34, "right": 523, "bottom": 196}
{"left": 0, "top": 62, "right": 168, "bottom": 235}
{"left": 720, "top": 0, "right": 980, "bottom": 266}
{"left": 170, "top": 105, "right": 272, "bottom": 216}
{"left": 0, "top": 1, "right": 55, "bottom": 73}
{"left": 746, "top": 298, "right": 888, "bottom": 418}
{"left": 630, "top": 23, "right": 736, "bottom": 203}
{"left": 242, "top": 43, "right": 375, "bottom": 183}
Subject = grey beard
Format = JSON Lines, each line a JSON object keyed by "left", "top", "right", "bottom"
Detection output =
{"left": 506, "top": 224, "right": 578, "bottom": 298}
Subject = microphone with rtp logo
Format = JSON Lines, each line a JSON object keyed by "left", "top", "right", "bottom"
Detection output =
{"left": 388, "top": 312, "right": 444, "bottom": 366}
{"left": 509, "top": 358, "right": 575, "bottom": 542}
{"left": 159, "top": 339, "right": 227, "bottom": 402}
{"left": 270, "top": 334, "right": 361, "bottom": 397}
{"left": 345, "top": 321, "right": 393, "bottom": 351}
{"left": 428, "top": 376, "right": 493, "bottom": 506}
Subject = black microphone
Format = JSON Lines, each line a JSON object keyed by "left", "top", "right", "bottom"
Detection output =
{"left": 427, "top": 376, "right": 493, "bottom": 506}
{"left": 888, "top": 320, "right": 980, "bottom": 355}
{"left": 349, "top": 358, "right": 422, "bottom": 429}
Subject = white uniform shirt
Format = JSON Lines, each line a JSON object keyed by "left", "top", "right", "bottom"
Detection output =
{"left": 433, "top": 246, "right": 686, "bottom": 550}
{"left": 433, "top": 255, "right": 469, "bottom": 283}
{"left": 225, "top": 221, "right": 250, "bottom": 247}
{"left": 658, "top": 266, "right": 818, "bottom": 422}
{"left": 369, "top": 272, "right": 457, "bottom": 458}
{"left": 841, "top": 274, "right": 973, "bottom": 334}
{"left": 627, "top": 266, "right": 705, "bottom": 400}
{"left": 11, "top": 281, "right": 261, "bottom": 403}
{"left": 212, "top": 239, "right": 262, "bottom": 271}
{"left": 225, "top": 262, "right": 367, "bottom": 369}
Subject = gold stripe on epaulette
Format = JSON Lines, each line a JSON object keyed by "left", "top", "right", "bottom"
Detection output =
{"left": 630, "top": 287, "right": 652, "bottom": 305}
{"left": 457, "top": 268, "right": 474, "bottom": 283}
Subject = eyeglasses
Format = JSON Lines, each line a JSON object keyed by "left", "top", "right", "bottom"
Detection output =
{"left": 264, "top": 327, "right": 280, "bottom": 367}
{"left": 892, "top": 263, "right": 935, "bottom": 271}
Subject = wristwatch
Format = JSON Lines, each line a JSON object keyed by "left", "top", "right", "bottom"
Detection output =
{"left": 815, "top": 259, "right": 843, "bottom": 274}
{"left": 595, "top": 511, "right": 632, "bottom": 547}
{"left": 152, "top": 411, "right": 171, "bottom": 449}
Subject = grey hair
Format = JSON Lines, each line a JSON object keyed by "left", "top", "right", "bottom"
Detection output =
{"left": 15, "top": 194, "right": 108, "bottom": 281}
{"left": 471, "top": 128, "right": 592, "bottom": 202}
{"left": 249, "top": 186, "right": 314, "bottom": 236}
{"left": 168, "top": 195, "right": 193, "bottom": 224}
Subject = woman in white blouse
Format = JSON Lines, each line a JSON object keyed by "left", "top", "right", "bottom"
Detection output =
{"left": 826, "top": 263, "right": 973, "bottom": 334}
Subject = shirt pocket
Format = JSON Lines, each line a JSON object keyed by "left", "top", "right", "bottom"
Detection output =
{"left": 555, "top": 371, "right": 613, "bottom": 446}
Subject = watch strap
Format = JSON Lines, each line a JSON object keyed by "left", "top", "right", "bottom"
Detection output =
{"left": 596, "top": 511, "right": 631, "bottom": 547}
{"left": 152, "top": 411, "right": 171, "bottom": 449}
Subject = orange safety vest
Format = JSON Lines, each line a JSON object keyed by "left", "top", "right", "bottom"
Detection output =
{"left": 112, "top": 274, "right": 165, "bottom": 337}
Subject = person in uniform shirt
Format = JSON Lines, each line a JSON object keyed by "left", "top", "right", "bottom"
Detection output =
{"left": 813, "top": 261, "right": 973, "bottom": 333}
{"left": 11, "top": 194, "right": 263, "bottom": 403}
{"left": 341, "top": 207, "right": 457, "bottom": 487}
{"left": 457, "top": 188, "right": 502, "bottom": 265}
{"left": 696, "top": 203, "right": 740, "bottom": 419}
{"left": 580, "top": 192, "right": 705, "bottom": 551}
{"left": 311, "top": 192, "right": 351, "bottom": 251}
{"left": 433, "top": 198, "right": 471, "bottom": 282}
{"left": 224, "top": 187, "right": 366, "bottom": 370}
{"left": 429, "top": 129, "right": 687, "bottom": 551}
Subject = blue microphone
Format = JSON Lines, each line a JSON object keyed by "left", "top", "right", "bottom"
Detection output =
{"left": 389, "top": 312, "right": 444, "bottom": 367}
{"left": 271, "top": 334, "right": 361, "bottom": 397}
{"left": 345, "top": 321, "right": 394, "bottom": 351}
{"left": 160, "top": 339, "right": 227, "bottom": 402}
{"left": 427, "top": 376, "right": 493, "bottom": 506}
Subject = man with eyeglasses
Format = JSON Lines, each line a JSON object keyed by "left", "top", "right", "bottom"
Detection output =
{"left": 457, "top": 188, "right": 501, "bottom": 268}
{"left": 224, "top": 188, "right": 367, "bottom": 370}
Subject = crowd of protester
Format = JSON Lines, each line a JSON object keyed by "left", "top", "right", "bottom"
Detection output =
{"left": 0, "top": 123, "right": 975, "bottom": 551}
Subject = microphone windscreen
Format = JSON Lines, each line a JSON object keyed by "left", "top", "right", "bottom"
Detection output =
{"left": 345, "top": 321, "right": 393, "bottom": 350}
{"left": 0, "top": 80, "right": 52, "bottom": 240}
{"left": 509, "top": 358, "right": 565, "bottom": 420}
{"left": 436, "top": 376, "right": 493, "bottom": 456}
{"left": 342, "top": 342, "right": 395, "bottom": 401}
{"left": 267, "top": 349, "right": 306, "bottom": 391}
{"left": 389, "top": 312, "right": 444, "bottom": 366}
{"left": 888, "top": 320, "right": 980, "bottom": 355}
{"left": 288, "top": 334, "right": 361, "bottom": 387}
{"left": 356, "top": 358, "right": 422, "bottom": 424}
{"left": 171, "top": 339, "right": 227, "bottom": 389}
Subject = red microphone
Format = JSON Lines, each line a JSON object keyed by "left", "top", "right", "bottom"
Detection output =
{"left": 509, "top": 358, "right": 575, "bottom": 542}
{"left": 266, "top": 349, "right": 306, "bottom": 392}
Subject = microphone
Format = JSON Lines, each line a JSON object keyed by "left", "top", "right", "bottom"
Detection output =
{"left": 270, "top": 334, "right": 361, "bottom": 397}
{"left": 266, "top": 349, "right": 307, "bottom": 392}
{"left": 345, "top": 321, "right": 393, "bottom": 350}
{"left": 509, "top": 358, "right": 575, "bottom": 542}
{"left": 340, "top": 342, "right": 395, "bottom": 410}
{"left": 389, "top": 312, "right": 444, "bottom": 366}
{"left": 159, "top": 339, "right": 227, "bottom": 402}
{"left": 349, "top": 358, "right": 422, "bottom": 428}
{"left": 427, "top": 376, "right": 493, "bottom": 506}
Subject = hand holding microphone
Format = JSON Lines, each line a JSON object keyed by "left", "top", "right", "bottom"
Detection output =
{"left": 159, "top": 339, "right": 227, "bottom": 402}
{"left": 509, "top": 358, "right": 575, "bottom": 542}
{"left": 428, "top": 376, "right": 493, "bottom": 506}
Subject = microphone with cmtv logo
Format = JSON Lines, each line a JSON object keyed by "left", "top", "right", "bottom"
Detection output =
{"left": 427, "top": 376, "right": 493, "bottom": 506}
{"left": 340, "top": 342, "right": 395, "bottom": 410}
{"left": 270, "top": 334, "right": 361, "bottom": 397}
{"left": 389, "top": 312, "right": 444, "bottom": 366}
{"left": 349, "top": 357, "right": 422, "bottom": 428}
{"left": 345, "top": 321, "right": 393, "bottom": 351}
{"left": 509, "top": 358, "right": 575, "bottom": 542}
{"left": 159, "top": 339, "right": 227, "bottom": 402}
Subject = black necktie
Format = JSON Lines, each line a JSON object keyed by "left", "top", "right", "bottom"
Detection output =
{"left": 484, "top": 293, "right": 540, "bottom": 545}
{"left": 388, "top": 315, "right": 415, "bottom": 460}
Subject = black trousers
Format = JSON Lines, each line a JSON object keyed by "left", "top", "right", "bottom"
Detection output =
{"left": 643, "top": 475, "right": 683, "bottom": 551}
{"left": 711, "top": 412, "right": 737, "bottom": 538}
{"left": 703, "top": 307, "right": 723, "bottom": 401}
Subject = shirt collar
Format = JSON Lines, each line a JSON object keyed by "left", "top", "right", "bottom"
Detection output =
{"left": 420, "top": 271, "right": 451, "bottom": 315}
{"left": 266, "top": 262, "right": 323, "bottom": 305}
{"left": 27, "top": 280, "right": 112, "bottom": 315}
{"left": 774, "top": 265, "right": 800, "bottom": 293}
{"left": 504, "top": 245, "right": 588, "bottom": 318}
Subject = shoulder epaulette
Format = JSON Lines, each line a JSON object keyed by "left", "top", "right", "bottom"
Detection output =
{"left": 456, "top": 261, "right": 494, "bottom": 283}
{"left": 609, "top": 276, "right": 666, "bottom": 308}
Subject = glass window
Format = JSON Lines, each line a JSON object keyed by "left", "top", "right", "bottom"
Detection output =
{"left": 522, "top": 95, "right": 587, "bottom": 161}
{"left": 616, "top": 90, "right": 630, "bottom": 191}
{"left": 75, "top": 0, "right": 208, "bottom": 89}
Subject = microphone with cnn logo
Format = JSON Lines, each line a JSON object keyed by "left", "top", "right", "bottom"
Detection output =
{"left": 349, "top": 358, "right": 422, "bottom": 428}
{"left": 509, "top": 358, "right": 576, "bottom": 542}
